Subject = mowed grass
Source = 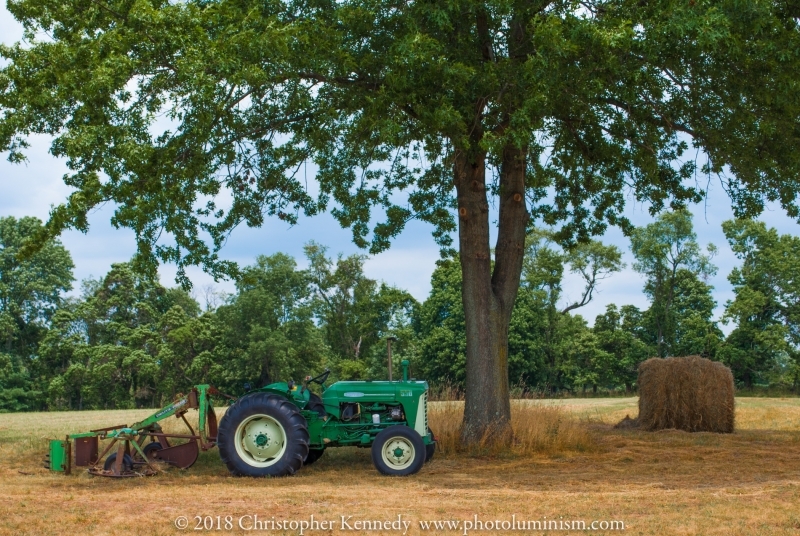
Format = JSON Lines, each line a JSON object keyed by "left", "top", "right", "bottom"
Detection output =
{"left": 1, "top": 398, "right": 800, "bottom": 535}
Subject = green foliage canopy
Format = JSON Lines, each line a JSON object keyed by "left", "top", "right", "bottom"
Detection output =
{"left": 630, "top": 210, "right": 718, "bottom": 357}
{"left": 720, "top": 219, "right": 800, "bottom": 388}
{"left": 1, "top": 0, "right": 798, "bottom": 276}
{"left": 0, "top": 216, "right": 73, "bottom": 411}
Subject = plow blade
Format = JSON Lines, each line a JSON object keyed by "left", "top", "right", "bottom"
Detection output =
{"left": 152, "top": 441, "right": 200, "bottom": 469}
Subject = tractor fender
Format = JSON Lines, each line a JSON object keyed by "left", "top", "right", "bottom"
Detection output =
{"left": 250, "top": 385, "right": 310, "bottom": 409}
{"left": 257, "top": 387, "right": 293, "bottom": 399}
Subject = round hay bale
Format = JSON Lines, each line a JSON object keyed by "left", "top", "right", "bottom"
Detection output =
{"left": 636, "top": 355, "right": 734, "bottom": 433}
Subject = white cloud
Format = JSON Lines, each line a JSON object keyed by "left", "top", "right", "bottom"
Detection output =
{"left": 363, "top": 244, "right": 440, "bottom": 301}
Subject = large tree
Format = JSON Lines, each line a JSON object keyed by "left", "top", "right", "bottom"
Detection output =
{"left": 0, "top": 216, "right": 73, "bottom": 410}
{"left": 0, "top": 216, "right": 74, "bottom": 358}
{"left": 2, "top": 0, "right": 799, "bottom": 440}
{"left": 304, "top": 242, "right": 416, "bottom": 379}
{"left": 720, "top": 219, "right": 800, "bottom": 388}
{"left": 630, "top": 210, "right": 717, "bottom": 357}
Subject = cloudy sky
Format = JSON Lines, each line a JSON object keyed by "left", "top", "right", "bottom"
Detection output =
{"left": 2, "top": 5, "right": 799, "bottom": 329}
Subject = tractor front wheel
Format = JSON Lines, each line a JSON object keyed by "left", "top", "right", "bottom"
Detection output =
{"left": 371, "top": 426, "right": 425, "bottom": 476}
{"left": 218, "top": 393, "right": 309, "bottom": 477}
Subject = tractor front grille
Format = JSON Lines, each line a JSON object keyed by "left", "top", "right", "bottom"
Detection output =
{"left": 423, "top": 391, "right": 428, "bottom": 432}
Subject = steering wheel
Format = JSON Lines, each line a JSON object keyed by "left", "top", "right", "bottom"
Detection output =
{"left": 301, "top": 369, "right": 330, "bottom": 394}
{"left": 308, "top": 369, "right": 330, "bottom": 385}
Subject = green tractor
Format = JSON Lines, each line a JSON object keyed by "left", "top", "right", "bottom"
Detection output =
{"left": 217, "top": 360, "right": 436, "bottom": 477}
{"left": 43, "top": 360, "right": 434, "bottom": 477}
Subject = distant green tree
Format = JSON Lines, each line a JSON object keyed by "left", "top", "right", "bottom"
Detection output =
{"left": 592, "top": 304, "right": 653, "bottom": 392}
{"left": 556, "top": 317, "right": 613, "bottom": 394}
{"left": 155, "top": 306, "right": 221, "bottom": 400}
{"left": 0, "top": 351, "right": 41, "bottom": 411}
{"left": 0, "top": 216, "right": 73, "bottom": 410}
{"left": 0, "top": 217, "right": 74, "bottom": 347}
{"left": 305, "top": 242, "right": 415, "bottom": 380}
{"left": 213, "top": 253, "right": 326, "bottom": 392}
{"left": 669, "top": 270, "right": 724, "bottom": 358}
{"left": 630, "top": 210, "right": 718, "bottom": 357}
{"left": 413, "top": 258, "right": 467, "bottom": 386}
{"left": 521, "top": 230, "right": 623, "bottom": 391}
{"left": 720, "top": 220, "right": 800, "bottom": 388}
{"left": 416, "top": 231, "right": 622, "bottom": 392}
{"left": 42, "top": 263, "right": 200, "bottom": 409}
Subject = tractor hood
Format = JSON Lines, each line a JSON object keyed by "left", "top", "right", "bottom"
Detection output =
{"left": 321, "top": 380, "right": 429, "bottom": 437}
{"left": 321, "top": 380, "right": 428, "bottom": 403}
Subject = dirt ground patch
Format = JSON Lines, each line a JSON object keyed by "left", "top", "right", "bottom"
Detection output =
{"left": 1, "top": 398, "right": 799, "bottom": 535}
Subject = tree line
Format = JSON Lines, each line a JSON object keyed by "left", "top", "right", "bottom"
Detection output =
{"left": 1, "top": 210, "right": 798, "bottom": 411}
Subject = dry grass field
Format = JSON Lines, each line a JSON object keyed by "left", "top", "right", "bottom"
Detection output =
{"left": 2, "top": 398, "right": 800, "bottom": 535}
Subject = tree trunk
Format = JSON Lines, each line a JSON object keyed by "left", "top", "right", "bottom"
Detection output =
{"left": 456, "top": 145, "right": 528, "bottom": 444}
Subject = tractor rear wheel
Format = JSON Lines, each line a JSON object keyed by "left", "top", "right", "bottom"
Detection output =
{"left": 371, "top": 426, "right": 425, "bottom": 476}
{"left": 218, "top": 393, "right": 309, "bottom": 477}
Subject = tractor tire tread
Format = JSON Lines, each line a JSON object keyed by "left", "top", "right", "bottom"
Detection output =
{"left": 218, "top": 393, "right": 309, "bottom": 477}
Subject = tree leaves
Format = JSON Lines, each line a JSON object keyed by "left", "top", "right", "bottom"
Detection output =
{"left": 720, "top": 218, "right": 800, "bottom": 387}
{"left": 3, "top": 0, "right": 798, "bottom": 281}
{"left": 630, "top": 209, "right": 718, "bottom": 357}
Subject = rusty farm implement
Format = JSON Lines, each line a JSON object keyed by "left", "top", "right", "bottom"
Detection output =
{"left": 44, "top": 384, "right": 220, "bottom": 477}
